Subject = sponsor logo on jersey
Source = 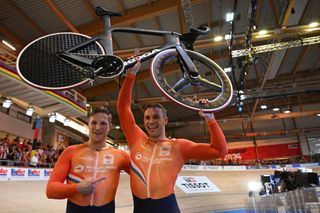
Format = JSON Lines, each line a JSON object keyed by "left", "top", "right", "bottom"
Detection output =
{"left": 134, "top": 153, "right": 150, "bottom": 162}
{"left": 135, "top": 153, "right": 142, "bottom": 160}
{"left": 104, "top": 154, "right": 114, "bottom": 164}
{"left": 74, "top": 164, "right": 85, "bottom": 173}
{"left": 159, "top": 145, "right": 171, "bottom": 156}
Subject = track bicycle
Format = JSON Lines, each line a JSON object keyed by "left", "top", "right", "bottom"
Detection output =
{"left": 17, "top": 6, "right": 233, "bottom": 112}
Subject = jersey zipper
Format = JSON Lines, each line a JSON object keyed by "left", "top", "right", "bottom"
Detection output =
{"left": 90, "top": 151, "right": 99, "bottom": 206}
{"left": 146, "top": 143, "right": 157, "bottom": 198}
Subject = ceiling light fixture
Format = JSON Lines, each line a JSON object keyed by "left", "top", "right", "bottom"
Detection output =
{"left": 213, "top": 35, "right": 223, "bottom": 42}
{"left": 2, "top": 98, "right": 13, "bottom": 108}
{"left": 64, "top": 118, "right": 70, "bottom": 126}
{"left": 2, "top": 40, "right": 16, "bottom": 51}
{"left": 272, "top": 107, "right": 280, "bottom": 112}
{"left": 283, "top": 109, "right": 291, "bottom": 114}
{"left": 309, "top": 22, "right": 319, "bottom": 28}
{"left": 26, "top": 105, "right": 35, "bottom": 116}
{"left": 224, "top": 67, "right": 232, "bottom": 72}
{"left": 226, "top": 12, "right": 234, "bottom": 22}
{"left": 48, "top": 113, "right": 57, "bottom": 123}
{"left": 258, "top": 30, "right": 267, "bottom": 35}
{"left": 224, "top": 34, "right": 232, "bottom": 40}
{"left": 260, "top": 105, "right": 267, "bottom": 110}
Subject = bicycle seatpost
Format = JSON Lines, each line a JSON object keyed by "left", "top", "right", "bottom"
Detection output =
{"left": 101, "top": 15, "right": 113, "bottom": 55}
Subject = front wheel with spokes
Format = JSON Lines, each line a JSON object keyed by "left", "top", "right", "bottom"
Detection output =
{"left": 151, "top": 49, "right": 233, "bottom": 112}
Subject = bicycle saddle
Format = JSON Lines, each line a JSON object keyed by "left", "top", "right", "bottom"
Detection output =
{"left": 190, "top": 26, "right": 209, "bottom": 35}
{"left": 95, "top": 7, "right": 121, "bottom": 17}
{"left": 180, "top": 26, "right": 209, "bottom": 50}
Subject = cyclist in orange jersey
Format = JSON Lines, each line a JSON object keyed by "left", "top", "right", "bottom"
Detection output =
{"left": 118, "top": 59, "right": 227, "bottom": 213}
{"left": 46, "top": 106, "right": 130, "bottom": 213}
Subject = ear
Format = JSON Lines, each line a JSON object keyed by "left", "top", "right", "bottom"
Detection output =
{"left": 164, "top": 116, "right": 168, "bottom": 125}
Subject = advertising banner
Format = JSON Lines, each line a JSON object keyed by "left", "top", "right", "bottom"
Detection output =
{"left": 0, "top": 167, "right": 52, "bottom": 181}
{"left": 176, "top": 176, "right": 220, "bottom": 193}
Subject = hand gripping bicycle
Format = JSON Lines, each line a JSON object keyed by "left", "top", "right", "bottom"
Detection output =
{"left": 17, "top": 7, "right": 233, "bottom": 112}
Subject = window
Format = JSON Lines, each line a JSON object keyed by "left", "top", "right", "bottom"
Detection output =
{"left": 17, "top": 111, "right": 32, "bottom": 123}
{"left": 0, "top": 107, "right": 9, "bottom": 114}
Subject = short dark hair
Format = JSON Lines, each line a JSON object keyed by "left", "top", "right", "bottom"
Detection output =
{"left": 90, "top": 106, "right": 112, "bottom": 123}
{"left": 143, "top": 103, "right": 167, "bottom": 117}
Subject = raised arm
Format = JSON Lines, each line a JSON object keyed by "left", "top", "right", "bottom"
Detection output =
{"left": 117, "top": 59, "right": 146, "bottom": 147}
{"left": 180, "top": 111, "right": 227, "bottom": 160}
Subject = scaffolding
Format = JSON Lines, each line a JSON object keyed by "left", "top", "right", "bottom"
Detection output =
{"left": 232, "top": 36, "right": 320, "bottom": 58}
{"left": 245, "top": 187, "right": 320, "bottom": 213}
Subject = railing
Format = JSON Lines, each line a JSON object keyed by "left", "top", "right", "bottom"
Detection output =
{"left": 245, "top": 187, "right": 320, "bottom": 213}
{"left": 0, "top": 159, "right": 54, "bottom": 168}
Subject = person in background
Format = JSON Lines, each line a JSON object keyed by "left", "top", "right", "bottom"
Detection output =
{"left": 117, "top": 59, "right": 227, "bottom": 213}
{"left": 46, "top": 106, "right": 130, "bottom": 213}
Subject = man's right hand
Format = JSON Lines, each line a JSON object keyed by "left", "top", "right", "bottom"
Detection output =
{"left": 127, "top": 57, "right": 141, "bottom": 75}
{"left": 76, "top": 177, "right": 106, "bottom": 195}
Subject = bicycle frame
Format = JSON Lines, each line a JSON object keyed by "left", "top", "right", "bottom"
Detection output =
{"left": 60, "top": 14, "right": 199, "bottom": 76}
{"left": 16, "top": 7, "right": 233, "bottom": 112}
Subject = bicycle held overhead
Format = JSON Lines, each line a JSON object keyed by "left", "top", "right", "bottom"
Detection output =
{"left": 17, "top": 6, "right": 233, "bottom": 112}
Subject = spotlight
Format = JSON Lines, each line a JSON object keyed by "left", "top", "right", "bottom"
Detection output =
{"left": 237, "top": 106, "right": 243, "bottom": 113}
{"left": 260, "top": 105, "right": 267, "bottom": 110}
{"left": 283, "top": 109, "right": 291, "bottom": 114}
{"left": 2, "top": 40, "right": 16, "bottom": 51}
{"left": 273, "top": 107, "right": 280, "bottom": 112}
{"left": 2, "top": 98, "right": 12, "bottom": 108}
{"left": 224, "top": 34, "right": 232, "bottom": 40}
{"left": 49, "top": 113, "right": 57, "bottom": 123}
{"left": 64, "top": 118, "right": 70, "bottom": 126}
{"left": 226, "top": 12, "right": 234, "bottom": 22}
{"left": 224, "top": 67, "right": 232, "bottom": 73}
{"left": 213, "top": 35, "right": 223, "bottom": 42}
{"left": 26, "top": 105, "right": 35, "bottom": 116}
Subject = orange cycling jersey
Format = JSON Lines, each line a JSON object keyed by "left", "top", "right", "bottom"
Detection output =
{"left": 118, "top": 74, "right": 227, "bottom": 199}
{"left": 46, "top": 144, "right": 130, "bottom": 206}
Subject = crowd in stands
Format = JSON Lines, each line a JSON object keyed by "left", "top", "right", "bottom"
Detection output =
{"left": 185, "top": 155, "right": 310, "bottom": 167}
{"left": 0, "top": 135, "right": 63, "bottom": 168}
{"left": 0, "top": 134, "right": 314, "bottom": 169}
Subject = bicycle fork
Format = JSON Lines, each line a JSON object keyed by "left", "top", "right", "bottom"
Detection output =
{"left": 175, "top": 45, "right": 199, "bottom": 78}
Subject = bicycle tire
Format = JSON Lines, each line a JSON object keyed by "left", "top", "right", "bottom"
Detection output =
{"left": 17, "top": 32, "right": 105, "bottom": 90}
{"left": 151, "top": 49, "right": 233, "bottom": 112}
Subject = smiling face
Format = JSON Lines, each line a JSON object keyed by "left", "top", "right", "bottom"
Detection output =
{"left": 88, "top": 112, "right": 111, "bottom": 144}
{"left": 143, "top": 106, "right": 168, "bottom": 140}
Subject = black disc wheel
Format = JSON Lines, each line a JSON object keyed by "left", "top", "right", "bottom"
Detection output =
{"left": 17, "top": 32, "right": 105, "bottom": 90}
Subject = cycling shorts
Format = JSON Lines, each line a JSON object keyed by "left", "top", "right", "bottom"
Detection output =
{"left": 66, "top": 200, "right": 115, "bottom": 213}
{"left": 133, "top": 194, "right": 180, "bottom": 213}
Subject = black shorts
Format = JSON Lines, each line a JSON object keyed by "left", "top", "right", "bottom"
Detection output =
{"left": 133, "top": 194, "right": 180, "bottom": 213}
{"left": 66, "top": 200, "right": 115, "bottom": 213}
